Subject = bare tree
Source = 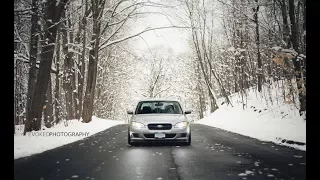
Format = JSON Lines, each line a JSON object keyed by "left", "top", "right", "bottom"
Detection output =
{"left": 14, "top": 0, "right": 32, "bottom": 133}
{"left": 25, "top": 0, "right": 40, "bottom": 127}
{"left": 15, "top": 0, "right": 307, "bottom": 134}
{"left": 81, "top": 0, "right": 188, "bottom": 123}
{"left": 24, "top": 0, "right": 69, "bottom": 133}
{"left": 81, "top": 0, "right": 106, "bottom": 123}
{"left": 184, "top": 0, "right": 232, "bottom": 111}
{"left": 61, "top": 8, "right": 76, "bottom": 120}
{"left": 288, "top": 0, "right": 305, "bottom": 113}
{"left": 253, "top": 0, "right": 262, "bottom": 92}
{"left": 44, "top": 74, "right": 54, "bottom": 128}
{"left": 54, "top": 31, "right": 62, "bottom": 124}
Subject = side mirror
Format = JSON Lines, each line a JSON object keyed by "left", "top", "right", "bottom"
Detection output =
{"left": 184, "top": 110, "right": 191, "bottom": 114}
{"left": 127, "top": 110, "right": 133, "bottom": 115}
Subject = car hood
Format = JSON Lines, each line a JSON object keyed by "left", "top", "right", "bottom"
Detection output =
{"left": 131, "top": 114, "right": 186, "bottom": 125}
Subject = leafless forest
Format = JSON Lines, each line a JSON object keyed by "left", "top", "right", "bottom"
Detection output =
{"left": 14, "top": 0, "right": 306, "bottom": 134}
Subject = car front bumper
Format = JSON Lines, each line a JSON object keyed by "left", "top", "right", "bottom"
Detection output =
{"left": 129, "top": 125, "right": 190, "bottom": 142}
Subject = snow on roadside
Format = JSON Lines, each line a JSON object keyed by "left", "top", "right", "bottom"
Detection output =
{"left": 14, "top": 116, "right": 124, "bottom": 159}
{"left": 196, "top": 81, "right": 306, "bottom": 151}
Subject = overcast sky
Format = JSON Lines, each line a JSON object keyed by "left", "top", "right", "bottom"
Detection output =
{"left": 125, "top": 0, "right": 191, "bottom": 55}
{"left": 125, "top": 0, "right": 226, "bottom": 56}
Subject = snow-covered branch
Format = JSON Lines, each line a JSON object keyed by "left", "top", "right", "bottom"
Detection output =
{"left": 216, "top": 0, "right": 275, "bottom": 33}
{"left": 153, "top": 86, "right": 171, "bottom": 97}
{"left": 99, "top": 26, "right": 190, "bottom": 50}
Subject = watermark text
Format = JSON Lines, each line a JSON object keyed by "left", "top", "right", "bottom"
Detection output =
{"left": 29, "top": 132, "right": 90, "bottom": 137}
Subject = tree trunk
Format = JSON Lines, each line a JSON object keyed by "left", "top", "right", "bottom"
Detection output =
{"left": 78, "top": 19, "right": 87, "bottom": 119}
{"left": 44, "top": 74, "right": 54, "bottom": 128}
{"left": 14, "top": 114, "right": 15, "bottom": 134}
{"left": 278, "top": 0, "right": 291, "bottom": 48}
{"left": 68, "top": 16, "right": 78, "bottom": 120}
{"left": 209, "top": 92, "right": 218, "bottom": 112}
{"left": 24, "top": 0, "right": 39, "bottom": 134}
{"left": 62, "top": 11, "right": 75, "bottom": 120}
{"left": 24, "top": 0, "right": 69, "bottom": 133}
{"left": 82, "top": 0, "right": 104, "bottom": 123}
{"left": 254, "top": 0, "right": 262, "bottom": 92}
{"left": 288, "top": 0, "right": 306, "bottom": 113}
{"left": 296, "top": 2, "right": 300, "bottom": 50}
{"left": 302, "top": 0, "right": 306, "bottom": 84}
{"left": 288, "top": 0, "right": 298, "bottom": 51}
{"left": 74, "top": 18, "right": 82, "bottom": 120}
{"left": 14, "top": 59, "right": 18, "bottom": 132}
{"left": 199, "top": 95, "right": 205, "bottom": 119}
{"left": 196, "top": 64, "right": 205, "bottom": 119}
{"left": 55, "top": 32, "right": 61, "bottom": 124}
{"left": 82, "top": 47, "right": 99, "bottom": 123}
{"left": 303, "top": 0, "right": 306, "bottom": 54}
{"left": 77, "top": 0, "right": 89, "bottom": 120}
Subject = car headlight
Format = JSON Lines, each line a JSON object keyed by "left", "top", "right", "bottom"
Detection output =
{"left": 174, "top": 121, "right": 189, "bottom": 128}
{"left": 131, "top": 122, "right": 145, "bottom": 128}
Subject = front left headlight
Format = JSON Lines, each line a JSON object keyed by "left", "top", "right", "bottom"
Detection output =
{"left": 131, "top": 121, "right": 145, "bottom": 128}
{"left": 174, "top": 121, "right": 189, "bottom": 128}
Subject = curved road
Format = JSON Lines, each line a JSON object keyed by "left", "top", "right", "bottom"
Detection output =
{"left": 14, "top": 124, "right": 306, "bottom": 180}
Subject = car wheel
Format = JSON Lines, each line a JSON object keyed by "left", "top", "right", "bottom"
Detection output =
{"left": 128, "top": 131, "right": 138, "bottom": 146}
{"left": 185, "top": 133, "right": 191, "bottom": 146}
{"left": 181, "top": 133, "right": 191, "bottom": 146}
{"left": 128, "top": 131, "right": 133, "bottom": 145}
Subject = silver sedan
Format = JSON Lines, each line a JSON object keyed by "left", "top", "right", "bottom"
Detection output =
{"left": 127, "top": 99, "right": 192, "bottom": 146}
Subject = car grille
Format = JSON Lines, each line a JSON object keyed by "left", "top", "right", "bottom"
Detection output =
{"left": 143, "top": 133, "right": 177, "bottom": 138}
{"left": 147, "top": 124, "right": 172, "bottom": 130}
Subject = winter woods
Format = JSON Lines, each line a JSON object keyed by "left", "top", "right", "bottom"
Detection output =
{"left": 179, "top": 0, "right": 306, "bottom": 118}
{"left": 14, "top": 0, "right": 306, "bottom": 134}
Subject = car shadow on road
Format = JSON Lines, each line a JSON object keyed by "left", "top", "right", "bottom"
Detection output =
{"left": 127, "top": 142, "right": 190, "bottom": 147}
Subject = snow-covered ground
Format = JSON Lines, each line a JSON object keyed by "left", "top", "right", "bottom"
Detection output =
{"left": 196, "top": 80, "right": 306, "bottom": 151}
{"left": 14, "top": 116, "right": 124, "bottom": 159}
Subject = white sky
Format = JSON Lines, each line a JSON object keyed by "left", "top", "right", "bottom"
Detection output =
{"left": 133, "top": 27, "right": 189, "bottom": 54}
{"left": 126, "top": 1, "right": 191, "bottom": 55}
{"left": 125, "top": 0, "right": 225, "bottom": 56}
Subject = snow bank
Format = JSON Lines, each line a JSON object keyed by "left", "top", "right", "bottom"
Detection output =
{"left": 196, "top": 80, "right": 306, "bottom": 151}
{"left": 14, "top": 116, "right": 124, "bottom": 159}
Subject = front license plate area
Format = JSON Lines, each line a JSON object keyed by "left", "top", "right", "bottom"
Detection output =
{"left": 155, "top": 132, "right": 165, "bottom": 138}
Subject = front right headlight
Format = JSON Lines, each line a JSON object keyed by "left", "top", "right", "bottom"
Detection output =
{"left": 174, "top": 121, "right": 189, "bottom": 128}
{"left": 131, "top": 121, "right": 145, "bottom": 128}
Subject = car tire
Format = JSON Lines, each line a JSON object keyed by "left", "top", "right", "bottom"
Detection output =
{"left": 182, "top": 133, "right": 191, "bottom": 146}
{"left": 128, "top": 131, "right": 133, "bottom": 145}
{"left": 128, "top": 131, "right": 138, "bottom": 146}
{"left": 186, "top": 133, "right": 191, "bottom": 145}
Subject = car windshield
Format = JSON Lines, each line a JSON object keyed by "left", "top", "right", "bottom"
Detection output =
{"left": 135, "top": 101, "right": 183, "bottom": 114}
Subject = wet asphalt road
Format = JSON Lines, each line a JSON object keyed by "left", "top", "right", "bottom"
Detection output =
{"left": 14, "top": 124, "right": 306, "bottom": 180}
